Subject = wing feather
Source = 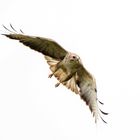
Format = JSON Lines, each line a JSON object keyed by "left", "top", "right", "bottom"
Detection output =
{"left": 45, "top": 55, "right": 59, "bottom": 66}
{"left": 2, "top": 25, "right": 107, "bottom": 123}
{"left": 76, "top": 66, "right": 108, "bottom": 123}
{"left": 63, "top": 75, "right": 79, "bottom": 94}
{"left": 44, "top": 55, "right": 60, "bottom": 73}
{"left": 2, "top": 33, "right": 67, "bottom": 60}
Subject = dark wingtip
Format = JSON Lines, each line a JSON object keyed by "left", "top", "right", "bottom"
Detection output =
{"left": 20, "top": 29, "right": 24, "bottom": 34}
{"left": 100, "top": 116, "right": 107, "bottom": 124}
{"left": 10, "top": 24, "right": 17, "bottom": 33}
{"left": 98, "top": 109, "right": 108, "bottom": 124}
{"left": 98, "top": 100, "right": 104, "bottom": 105}
{"left": 1, "top": 33, "right": 8, "bottom": 37}
{"left": 2, "top": 24, "right": 13, "bottom": 33}
{"left": 2, "top": 24, "right": 24, "bottom": 34}
{"left": 97, "top": 98, "right": 104, "bottom": 105}
{"left": 1, "top": 33, "right": 9, "bottom": 36}
{"left": 100, "top": 109, "right": 109, "bottom": 115}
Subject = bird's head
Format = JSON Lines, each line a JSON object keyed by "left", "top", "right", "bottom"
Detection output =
{"left": 65, "top": 52, "right": 82, "bottom": 64}
{"left": 62, "top": 52, "right": 82, "bottom": 73}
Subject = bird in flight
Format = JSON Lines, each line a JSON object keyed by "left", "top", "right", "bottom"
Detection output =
{"left": 2, "top": 24, "right": 108, "bottom": 123}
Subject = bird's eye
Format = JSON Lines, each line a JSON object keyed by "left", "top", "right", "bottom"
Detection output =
{"left": 72, "top": 56, "right": 76, "bottom": 59}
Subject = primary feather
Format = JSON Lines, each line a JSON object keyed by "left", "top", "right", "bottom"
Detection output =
{"left": 2, "top": 25, "right": 108, "bottom": 123}
{"left": 2, "top": 33, "right": 67, "bottom": 60}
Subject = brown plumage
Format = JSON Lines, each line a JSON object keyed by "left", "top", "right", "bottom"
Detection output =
{"left": 2, "top": 25, "right": 108, "bottom": 123}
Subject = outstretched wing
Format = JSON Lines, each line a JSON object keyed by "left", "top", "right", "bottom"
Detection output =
{"left": 60, "top": 64, "right": 108, "bottom": 123}
{"left": 76, "top": 66, "right": 108, "bottom": 123}
{"left": 2, "top": 25, "right": 107, "bottom": 123}
{"left": 2, "top": 25, "right": 79, "bottom": 93}
{"left": 2, "top": 27, "right": 67, "bottom": 61}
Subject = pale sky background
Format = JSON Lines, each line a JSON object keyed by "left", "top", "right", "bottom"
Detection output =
{"left": 0, "top": 0, "right": 140, "bottom": 140}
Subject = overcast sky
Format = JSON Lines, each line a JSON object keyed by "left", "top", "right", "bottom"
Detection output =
{"left": 0, "top": 0, "right": 140, "bottom": 140}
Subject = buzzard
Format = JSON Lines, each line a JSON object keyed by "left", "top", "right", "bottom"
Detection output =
{"left": 2, "top": 24, "right": 108, "bottom": 123}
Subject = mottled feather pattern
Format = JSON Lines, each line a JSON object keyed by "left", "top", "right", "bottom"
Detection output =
{"left": 63, "top": 75, "right": 79, "bottom": 94}
{"left": 45, "top": 55, "right": 79, "bottom": 94}
{"left": 2, "top": 33, "right": 67, "bottom": 60}
{"left": 2, "top": 25, "right": 108, "bottom": 123}
{"left": 79, "top": 81, "right": 99, "bottom": 122}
